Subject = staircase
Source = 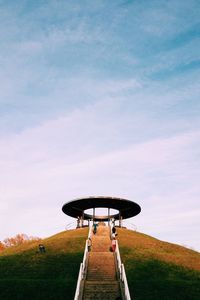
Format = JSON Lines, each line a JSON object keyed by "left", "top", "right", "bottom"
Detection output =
{"left": 83, "top": 224, "right": 122, "bottom": 300}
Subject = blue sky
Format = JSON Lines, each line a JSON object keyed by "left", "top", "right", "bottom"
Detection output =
{"left": 0, "top": 0, "right": 200, "bottom": 251}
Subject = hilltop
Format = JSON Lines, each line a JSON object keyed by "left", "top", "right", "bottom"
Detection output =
{"left": 0, "top": 227, "right": 200, "bottom": 300}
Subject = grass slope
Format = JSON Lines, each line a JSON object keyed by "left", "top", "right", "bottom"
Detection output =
{"left": 0, "top": 227, "right": 200, "bottom": 300}
{"left": 118, "top": 228, "right": 200, "bottom": 300}
{"left": 0, "top": 228, "right": 88, "bottom": 300}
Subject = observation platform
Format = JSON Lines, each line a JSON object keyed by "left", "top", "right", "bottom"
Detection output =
{"left": 62, "top": 196, "right": 141, "bottom": 223}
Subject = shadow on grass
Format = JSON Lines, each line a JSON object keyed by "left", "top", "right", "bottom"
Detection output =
{"left": 0, "top": 279, "right": 75, "bottom": 300}
{"left": 125, "top": 258, "right": 200, "bottom": 300}
{"left": 0, "top": 252, "right": 83, "bottom": 300}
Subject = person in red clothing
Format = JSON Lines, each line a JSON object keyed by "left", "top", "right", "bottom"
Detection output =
{"left": 111, "top": 238, "right": 116, "bottom": 252}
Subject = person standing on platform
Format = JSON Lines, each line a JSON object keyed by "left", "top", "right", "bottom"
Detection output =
{"left": 77, "top": 216, "right": 80, "bottom": 228}
{"left": 93, "top": 222, "right": 98, "bottom": 234}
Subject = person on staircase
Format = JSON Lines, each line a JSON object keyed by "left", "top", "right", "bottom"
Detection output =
{"left": 112, "top": 226, "right": 117, "bottom": 238}
{"left": 93, "top": 222, "right": 98, "bottom": 234}
{"left": 111, "top": 238, "right": 116, "bottom": 252}
{"left": 87, "top": 237, "right": 92, "bottom": 252}
{"left": 112, "top": 218, "right": 115, "bottom": 227}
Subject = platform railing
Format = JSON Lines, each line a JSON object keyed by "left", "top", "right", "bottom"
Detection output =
{"left": 74, "top": 225, "right": 92, "bottom": 300}
{"left": 65, "top": 221, "right": 76, "bottom": 230}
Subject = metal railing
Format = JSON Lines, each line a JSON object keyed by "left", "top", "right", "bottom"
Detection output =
{"left": 110, "top": 224, "right": 132, "bottom": 300}
{"left": 65, "top": 221, "right": 76, "bottom": 230}
{"left": 115, "top": 240, "right": 131, "bottom": 300}
{"left": 74, "top": 226, "right": 92, "bottom": 300}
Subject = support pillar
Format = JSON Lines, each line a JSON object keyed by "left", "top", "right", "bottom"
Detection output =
{"left": 108, "top": 207, "right": 110, "bottom": 225}
{"left": 119, "top": 211, "right": 122, "bottom": 228}
{"left": 120, "top": 216, "right": 123, "bottom": 228}
{"left": 93, "top": 207, "right": 95, "bottom": 225}
{"left": 81, "top": 211, "right": 84, "bottom": 227}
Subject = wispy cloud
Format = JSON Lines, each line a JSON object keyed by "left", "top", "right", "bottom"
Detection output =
{"left": 0, "top": 0, "right": 200, "bottom": 250}
{"left": 0, "top": 100, "right": 199, "bottom": 246}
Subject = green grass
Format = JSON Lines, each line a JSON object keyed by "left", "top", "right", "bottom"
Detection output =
{"left": 0, "top": 228, "right": 88, "bottom": 300}
{"left": 1, "top": 227, "right": 200, "bottom": 300}
{"left": 118, "top": 228, "right": 200, "bottom": 300}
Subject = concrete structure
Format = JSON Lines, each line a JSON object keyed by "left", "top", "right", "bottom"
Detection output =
{"left": 62, "top": 196, "right": 141, "bottom": 227}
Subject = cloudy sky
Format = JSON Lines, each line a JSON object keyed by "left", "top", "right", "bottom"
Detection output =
{"left": 0, "top": 0, "right": 200, "bottom": 251}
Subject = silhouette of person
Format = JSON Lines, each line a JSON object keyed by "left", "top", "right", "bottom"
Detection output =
{"left": 93, "top": 222, "right": 98, "bottom": 234}
{"left": 39, "top": 244, "right": 46, "bottom": 253}
{"left": 112, "top": 226, "right": 116, "bottom": 238}
{"left": 77, "top": 216, "right": 80, "bottom": 228}
{"left": 87, "top": 237, "right": 92, "bottom": 252}
{"left": 112, "top": 226, "right": 116, "bottom": 234}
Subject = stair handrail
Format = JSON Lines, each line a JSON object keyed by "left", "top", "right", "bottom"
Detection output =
{"left": 121, "top": 262, "right": 131, "bottom": 300}
{"left": 115, "top": 239, "right": 122, "bottom": 275}
{"left": 74, "top": 225, "right": 92, "bottom": 300}
{"left": 110, "top": 224, "right": 131, "bottom": 300}
{"left": 74, "top": 263, "right": 83, "bottom": 300}
{"left": 115, "top": 240, "right": 131, "bottom": 300}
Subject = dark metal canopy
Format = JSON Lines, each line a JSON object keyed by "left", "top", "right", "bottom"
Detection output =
{"left": 62, "top": 196, "right": 141, "bottom": 221}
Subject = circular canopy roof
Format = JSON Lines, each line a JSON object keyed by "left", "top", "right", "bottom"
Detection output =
{"left": 62, "top": 196, "right": 141, "bottom": 221}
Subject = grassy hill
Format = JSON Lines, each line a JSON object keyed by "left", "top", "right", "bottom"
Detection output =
{"left": 0, "top": 227, "right": 200, "bottom": 300}
{"left": 0, "top": 228, "right": 88, "bottom": 300}
{"left": 118, "top": 228, "right": 200, "bottom": 300}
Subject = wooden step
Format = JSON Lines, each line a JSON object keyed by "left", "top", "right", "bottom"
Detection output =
{"left": 83, "top": 281, "right": 121, "bottom": 300}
